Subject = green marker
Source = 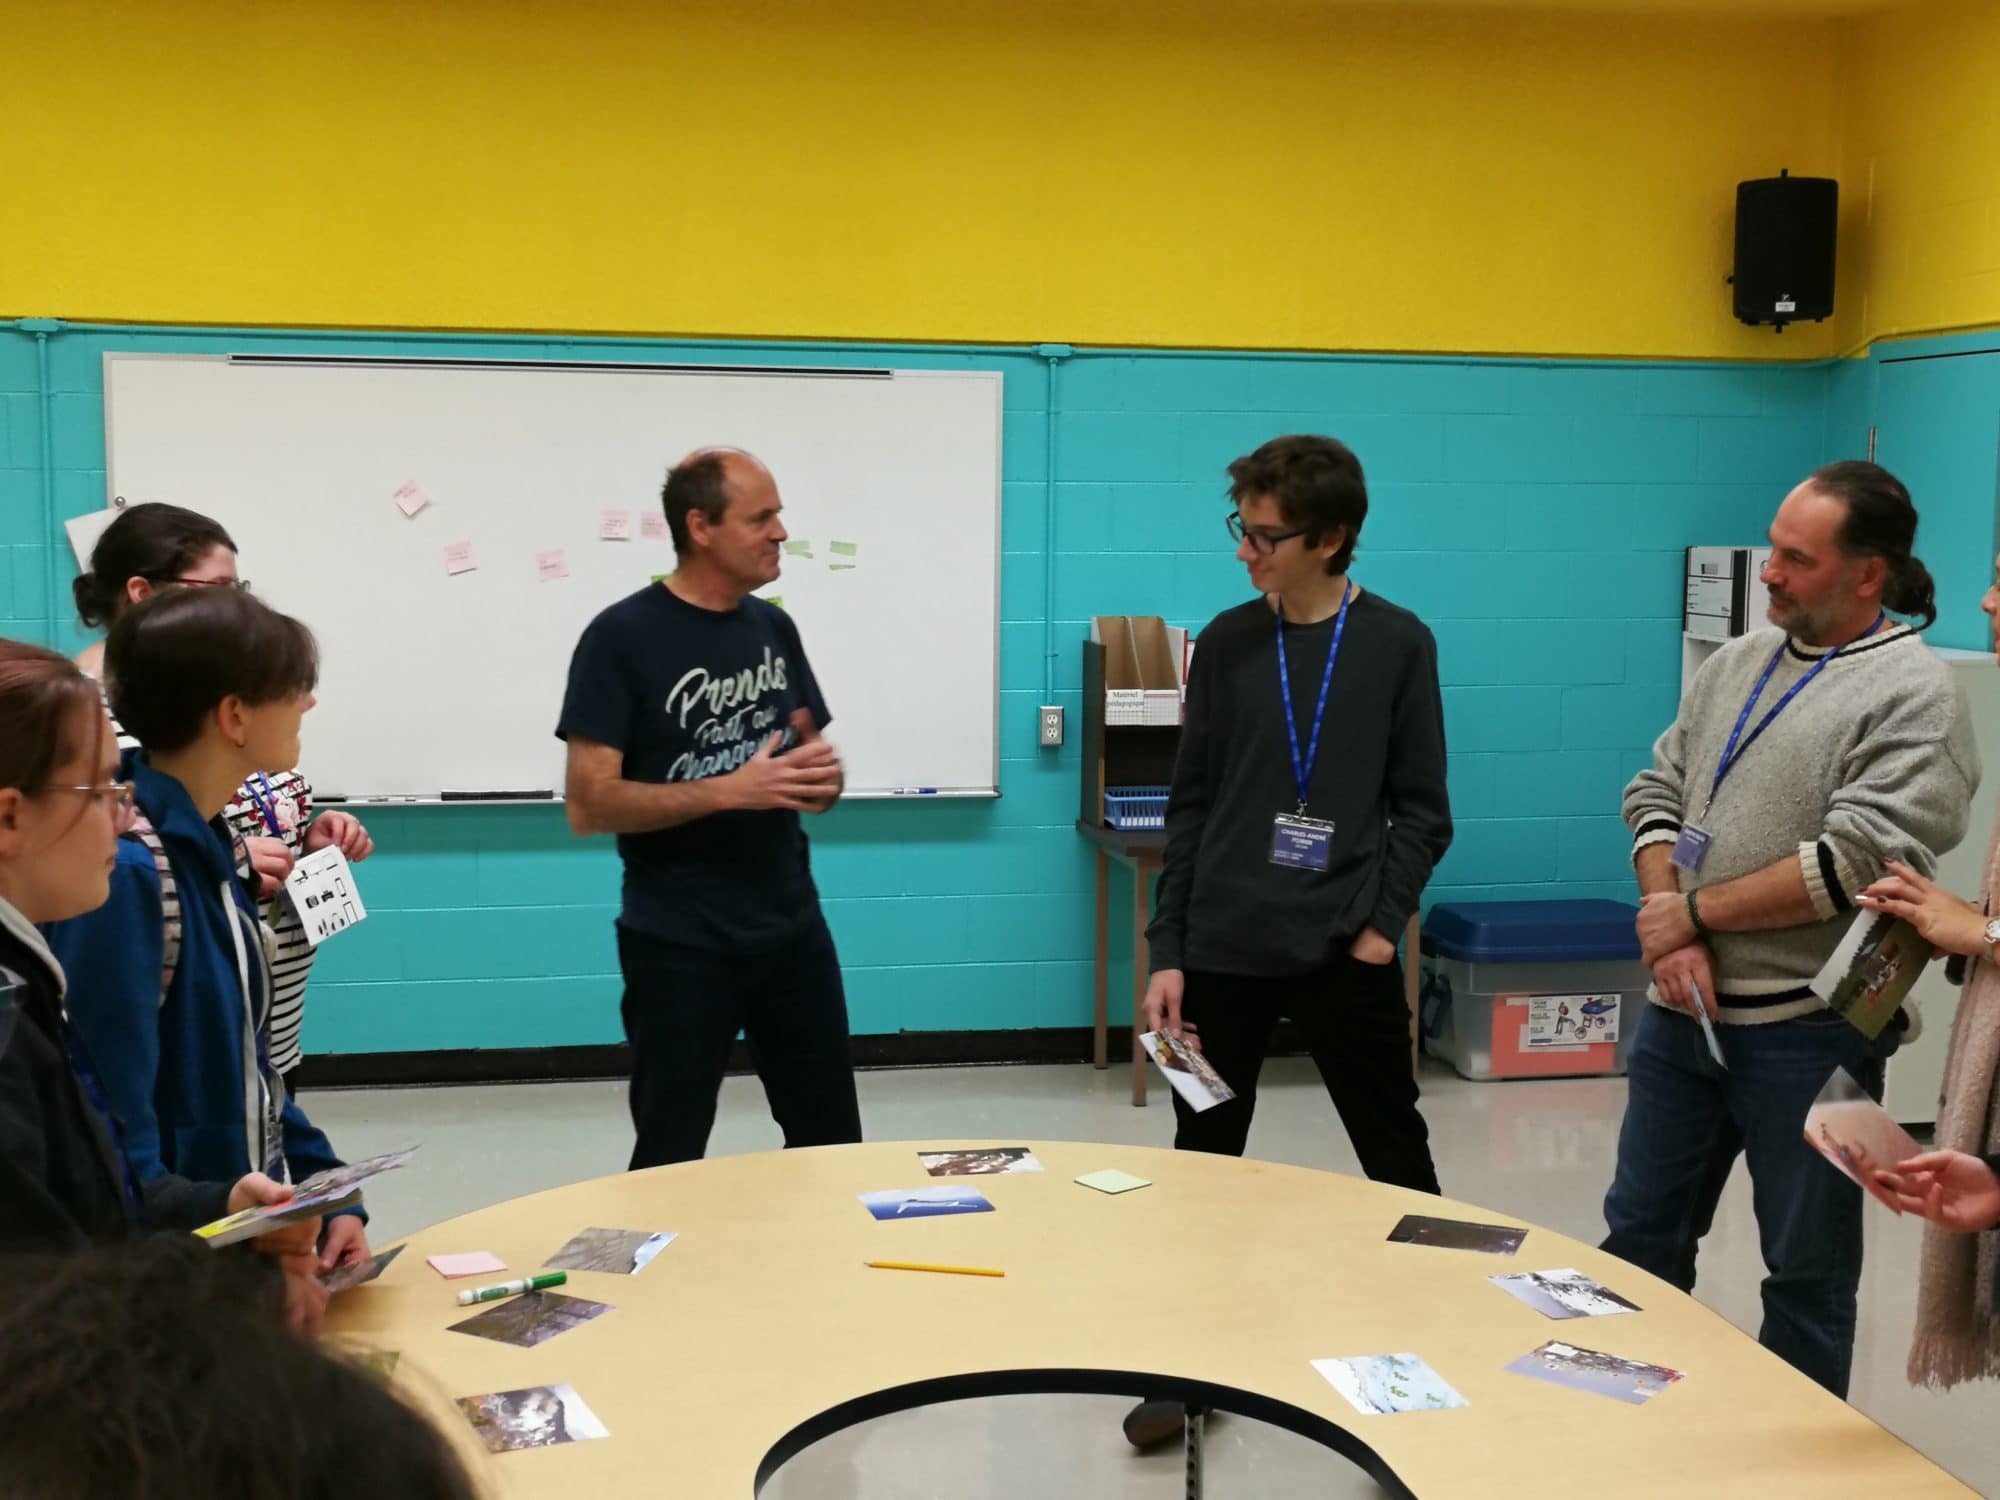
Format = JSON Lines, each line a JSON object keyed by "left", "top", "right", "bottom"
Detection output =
{"left": 455, "top": 1270, "right": 567, "bottom": 1306}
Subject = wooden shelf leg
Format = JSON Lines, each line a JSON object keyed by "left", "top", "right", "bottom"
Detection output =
{"left": 1093, "top": 849, "right": 1110, "bottom": 1070}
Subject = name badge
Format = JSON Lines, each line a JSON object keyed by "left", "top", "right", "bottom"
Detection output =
{"left": 1271, "top": 813, "right": 1336, "bottom": 871}
{"left": 1670, "top": 824, "right": 1713, "bottom": 873}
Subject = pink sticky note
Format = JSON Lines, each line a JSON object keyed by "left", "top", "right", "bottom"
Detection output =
{"left": 428, "top": 1251, "right": 506, "bottom": 1279}
{"left": 393, "top": 481, "right": 431, "bottom": 518}
{"left": 444, "top": 541, "right": 477, "bottom": 576}
{"left": 535, "top": 548, "right": 569, "bottom": 582}
{"left": 599, "top": 509, "right": 632, "bottom": 541}
{"left": 639, "top": 512, "right": 668, "bottom": 541}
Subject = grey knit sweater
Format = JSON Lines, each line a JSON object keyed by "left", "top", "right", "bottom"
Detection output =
{"left": 1623, "top": 623, "right": 1979, "bottom": 1024}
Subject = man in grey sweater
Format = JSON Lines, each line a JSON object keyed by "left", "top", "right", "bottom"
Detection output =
{"left": 1604, "top": 460, "right": 1978, "bottom": 1398}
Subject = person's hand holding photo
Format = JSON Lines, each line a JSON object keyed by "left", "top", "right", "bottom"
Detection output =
{"left": 1866, "top": 1147, "right": 2000, "bottom": 1233}
{"left": 1857, "top": 860, "right": 1989, "bottom": 957}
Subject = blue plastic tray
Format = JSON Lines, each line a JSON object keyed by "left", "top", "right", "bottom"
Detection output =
{"left": 1422, "top": 899, "right": 1641, "bottom": 963}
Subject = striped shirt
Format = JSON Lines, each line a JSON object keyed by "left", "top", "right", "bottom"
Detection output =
{"left": 221, "top": 772, "right": 318, "bottom": 1075}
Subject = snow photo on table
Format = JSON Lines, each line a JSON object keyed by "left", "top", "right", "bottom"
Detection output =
{"left": 1489, "top": 1268, "right": 1640, "bottom": 1320}
{"left": 1313, "top": 1354, "right": 1468, "bottom": 1415}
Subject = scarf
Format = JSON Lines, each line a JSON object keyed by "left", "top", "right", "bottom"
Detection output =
{"left": 1908, "top": 814, "right": 2000, "bottom": 1388}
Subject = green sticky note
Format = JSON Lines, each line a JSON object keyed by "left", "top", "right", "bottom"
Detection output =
{"left": 767, "top": 595, "right": 785, "bottom": 610}
{"left": 1076, "top": 1169, "right": 1151, "bottom": 1195}
{"left": 782, "top": 540, "right": 813, "bottom": 557}
{"left": 829, "top": 539, "right": 858, "bottom": 557}
{"left": 829, "top": 563, "right": 856, "bottom": 572}
{"left": 650, "top": 573, "right": 669, "bottom": 584}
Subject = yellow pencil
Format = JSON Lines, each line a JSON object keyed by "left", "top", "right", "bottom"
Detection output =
{"left": 866, "top": 1259, "right": 1005, "bottom": 1278}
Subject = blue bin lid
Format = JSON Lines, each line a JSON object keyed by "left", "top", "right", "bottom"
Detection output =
{"left": 1423, "top": 899, "right": 1640, "bottom": 963}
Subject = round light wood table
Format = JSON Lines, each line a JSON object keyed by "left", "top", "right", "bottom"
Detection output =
{"left": 328, "top": 1140, "right": 1975, "bottom": 1497}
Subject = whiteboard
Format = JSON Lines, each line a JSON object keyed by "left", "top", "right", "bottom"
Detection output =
{"left": 103, "top": 355, "right": 1002, "bottom": 801}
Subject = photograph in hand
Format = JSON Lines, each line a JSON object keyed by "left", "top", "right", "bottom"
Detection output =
{"left": 1803, "top": 1067, "right": 1921, "bottom": 1214}
{"left": 1811, "top": 911, "right": 1933, "bottom": 1040}
{"left": 1139, "top": 1030, "right": 1235, "bottom": 1113}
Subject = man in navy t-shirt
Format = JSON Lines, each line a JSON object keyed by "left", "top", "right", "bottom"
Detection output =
{"left": 557, "top": 448, "right": 861, "bottom": 1168}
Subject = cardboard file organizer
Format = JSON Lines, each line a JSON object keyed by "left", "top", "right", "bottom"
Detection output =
{"left": 1081, "top": 616, "right": 1189, "bottom": 830}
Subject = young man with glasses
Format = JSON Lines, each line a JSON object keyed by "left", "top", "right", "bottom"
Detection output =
{"left": 1123, "top": 434, "right": 1451, "bottom": 1448}
{"left": 1145, "top": 433, "right": 1452, "bottom": 1172}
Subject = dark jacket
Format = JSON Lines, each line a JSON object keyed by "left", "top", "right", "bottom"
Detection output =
{"left": 42, "top": 755, "right": 354, "bottom": 1211}
{"left": 1148, "top": 590, "right": 1453, "bottom": 977}
{"left": 0, "top": 898, "right": 229, "bottom": 1252}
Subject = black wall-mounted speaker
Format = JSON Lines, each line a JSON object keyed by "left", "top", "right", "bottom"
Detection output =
{"left": 1732, "top": 171, "right": 1837, "bottom": 330}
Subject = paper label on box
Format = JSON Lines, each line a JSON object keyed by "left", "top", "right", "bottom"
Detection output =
{"left": 1515, "top": 993, "right": 1620, "bottom": 1049}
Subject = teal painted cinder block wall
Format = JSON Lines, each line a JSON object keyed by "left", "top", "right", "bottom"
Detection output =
{"left": 1, "top": 323, "right": 1861, "bottom": 1054}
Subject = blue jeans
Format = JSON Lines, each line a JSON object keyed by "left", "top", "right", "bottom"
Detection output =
{"left": 1600, "top": 1002, "right": 1887, "bottom": 1398}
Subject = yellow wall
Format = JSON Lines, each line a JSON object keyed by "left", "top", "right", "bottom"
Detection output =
{"left": 1832, "top": 0, "right": 2000, "bottom": 354}
{"left": 2, "top": 0, "right": 1843, "bottom": 358}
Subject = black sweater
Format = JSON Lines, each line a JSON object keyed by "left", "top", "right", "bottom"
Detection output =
{"left": 1147, "top": 590, "right": 1453, "bottom": 977}
{"left": 0, "top": 904, "right": 229, "bottom": 1253}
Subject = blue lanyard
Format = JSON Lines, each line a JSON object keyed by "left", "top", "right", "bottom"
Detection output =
{"left": 1707, "top": 615, "right": 1884, "bottom": 811}
{"left": 1275, "top": 582, "right": 1354, "bottom": 814}
{"left": 249, "top": 773, "right": 283, "bottom": 838}
{"left": 62, "top": 1024, "right": 147, "bottom": 1218}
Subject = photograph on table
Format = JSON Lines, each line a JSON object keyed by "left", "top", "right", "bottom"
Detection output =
{"left": 448, "top": 1290, "right": 613, "bottom": 1349}
{"left": 917, "top": 1147, "right": 1045, "bottom": 1176}
{"left": 1313, "top": 1353, "right": 1469, "bottom": 1415}
{"left": 545, "top": 1227, "right": 678, "bottom": 1275}
{"left": 457, "top": 1383, "right": 611, "bottom": 1453}
{"left": 1803, "top": 1065, "right": 1922, "bottom": 1214}
{"left": 1489, "top": 1268, "right": 1640, "bottom": 1320}
{"left": 1504, "top": 1340, "right": 1684, "bottom": 1405}
{"left": 1387, "top": 1213, "right": 1526, "bottom": 1256}
{"left": 859, "top": 1187, "right": 997, "bottom": 1220}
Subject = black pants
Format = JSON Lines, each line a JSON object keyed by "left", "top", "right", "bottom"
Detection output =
{"left": 1174, "top": 954, "right": 1440, "bottom": 1194}
{"left": 616, "top": 919, "right": 863, "bottom": 1171}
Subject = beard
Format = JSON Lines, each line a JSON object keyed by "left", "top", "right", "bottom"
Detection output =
{"left": 1767, "top": 593, "right": 1828, "bottom": 643}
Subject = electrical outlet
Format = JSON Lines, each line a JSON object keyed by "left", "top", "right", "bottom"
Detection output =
{"left": 1038, "top": 705, "right": 1065, "bottom": 748}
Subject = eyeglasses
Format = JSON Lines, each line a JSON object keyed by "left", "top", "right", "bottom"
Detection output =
{"left": 1226, "top": 512, "right": 1307, "bottom": 555}
{"left": 148, "top": 576, "right": 251, "bottom": 592}
{"left": 33, "top": 781, "right": 137, "bottom": 822}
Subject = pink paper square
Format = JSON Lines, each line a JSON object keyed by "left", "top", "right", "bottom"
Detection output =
{"left": 599, "top": 509, "right": 632, "bottom": 541}
{"left": 535, "top": 548, "right": 569, "bottom": 582}
{"left": 393, "top": 481, "right": 431, "bottom": 518}
{"left": 444, "top": 541, "right": 477, "bottom": 576}
{"left": 639, "top": 512, "right": 668, "bottom": 541}
{"left": 428, "top": 1251, "right": 506, "bottom": 1279}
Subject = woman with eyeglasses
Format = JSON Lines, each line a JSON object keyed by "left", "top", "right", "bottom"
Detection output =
{"left": 74, "top": 502, "right": 374, "bottom": 1103}
{"left": 0, "top": 637, "right": 329, "bottom": 1329}
{"left": 42, "top": 588, "right": 373, "bottom": 1279}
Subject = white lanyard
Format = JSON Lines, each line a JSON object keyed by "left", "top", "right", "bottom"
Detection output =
{"left": 221, "top": 881, "right": 272, "bottom": 1177}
